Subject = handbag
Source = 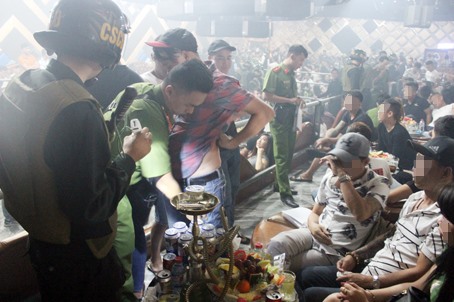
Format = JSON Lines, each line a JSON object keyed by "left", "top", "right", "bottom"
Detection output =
{"left": 388, "top": 286, "right": 430, "bottom": 302}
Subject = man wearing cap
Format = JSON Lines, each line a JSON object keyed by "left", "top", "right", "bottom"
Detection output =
{"left": 147, "top": 28, "right": 275, "bottom": 230}
{"left": 267, "top": 133, "right": 389, "bottom": 272}
{"left": 297, "top": 136, "right": 453, "bottom": 301}
{"left": 263, "top": 44, "right": 307, "bottom": 208}
{"left": 206, "top": 39, "right": 248, "bottom": 242}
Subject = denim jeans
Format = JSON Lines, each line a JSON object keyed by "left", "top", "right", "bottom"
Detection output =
{"left": 220, "top": 147, "right": 241, "bottom": 227}
{"left": 297, "top": 265, "right": 340, "bottom": 302}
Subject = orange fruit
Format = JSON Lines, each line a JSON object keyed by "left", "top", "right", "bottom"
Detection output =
{"left": 236, "top": 279, "right": 251, "bottom": 293}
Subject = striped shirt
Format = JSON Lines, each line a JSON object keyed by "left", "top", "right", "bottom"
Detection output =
{"left": 362, "top": 191, "right": 445, "bottom": 276}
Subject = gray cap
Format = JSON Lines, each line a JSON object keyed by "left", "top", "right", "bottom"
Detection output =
{"left": 328, "top": 133, "right": 370, "bottom": 163}
{"left": 207, "top": 39, "right": 236, "bottom": 55}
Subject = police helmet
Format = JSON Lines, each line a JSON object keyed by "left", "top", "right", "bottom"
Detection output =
{"left": 349, "top": 49, "right": 367, "bottom": 63}
{"left": 34, "top": 0, "right": 129, "bottom": 69}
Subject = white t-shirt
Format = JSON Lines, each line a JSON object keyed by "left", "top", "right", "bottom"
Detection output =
{"left": 425, "top": 69, "right": 440, "bottom": 83}
{"left": 141, "top": 71, "right": 163, "bottom": 85}
{"left": 313, "top": 168, "right": 390, "bottom": 256}
{"left": 362, "top": 191, "right": 444, "bottom": 276}
{"left": 429, "top": 103, "right": 454, "bottom": 127}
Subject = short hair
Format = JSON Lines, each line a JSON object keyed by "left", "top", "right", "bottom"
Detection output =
{"left": 376, "top": 93, "right": 391, "bottom": 105}
{"left": 345, "top": 90, "right": 363, "bottom": 102}
{"left": 347, "top": 122, "right": 372, "bottom": 141}
{"left": 288, "top": 44, "right": 308, "bottom": 58}
{"left": 418, "top": 85, "right": 433, "bottom": 100}
{"left": 441, "top": 85, "right": 454, "bottom": 105}
{"left": 379, "top": 55, "right": 389, "bottom": 62}
{"left": 404, "top": 81, "right": 419, "bottom": 91}
{"left": 434, "top": 115, "right": 454, "bottom": 139}
{"left": 383, "top": 98, "right": 403, "bottom": 122}
{"left": 163, "top": 59, "right": 213, "bottom": 93}
{"left": 425, "top": 60, "right": 434, "bottom": 66}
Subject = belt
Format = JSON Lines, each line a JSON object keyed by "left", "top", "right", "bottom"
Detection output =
{"left": 182, "top": 168, "right": 222, "bottom": 186}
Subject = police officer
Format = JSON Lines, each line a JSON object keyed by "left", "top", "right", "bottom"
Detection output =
{"left": 263, "top": 45, "right": 308, "bottom": 208}
{"left": 0, "top": 0, "right": 151, "bottom": 301}
{"left": 342, "top": 49, "right": 366, "bottom": 93}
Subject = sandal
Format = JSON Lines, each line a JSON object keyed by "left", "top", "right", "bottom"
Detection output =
{"left": 289, "top": 175, "right": 313, "bottom": 182}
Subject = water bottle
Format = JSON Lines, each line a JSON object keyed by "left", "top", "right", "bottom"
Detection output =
{"left": 419, "top": 119, "right": 425, "bottom": 133}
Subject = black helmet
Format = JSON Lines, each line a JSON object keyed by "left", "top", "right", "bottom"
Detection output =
{"left": 34, "top": 0, "right": 129, "bottom": 69}
{"left": 349, "top": 49, "right": 367, "bottom": 63}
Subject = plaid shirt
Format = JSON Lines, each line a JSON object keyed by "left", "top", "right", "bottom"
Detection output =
{"left": 169, "top": 70, "right": 253, "bottom": 179}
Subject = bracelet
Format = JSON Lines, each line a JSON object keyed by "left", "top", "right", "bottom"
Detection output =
{"left": 365, "top": 289, "right": 376, "bottom": 302}
{"left": 338, "top": 174, "right": 352, "bottom": 183}
{"left": 345, "top": 251, "right": 360, "bottom": 266}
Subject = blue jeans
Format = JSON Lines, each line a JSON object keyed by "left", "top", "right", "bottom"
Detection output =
{"left": 220, "top": 147, "right": 241, "bottom": 227}
{"left": 166, "top": 170, "right": 226, "bottom": 228}
{"left": 297, "top": 265, "right": 340, "bottom": 302}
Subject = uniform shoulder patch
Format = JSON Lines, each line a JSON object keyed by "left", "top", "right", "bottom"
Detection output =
{"left": 272, "top": 66, "right": 281, "bottom": 73}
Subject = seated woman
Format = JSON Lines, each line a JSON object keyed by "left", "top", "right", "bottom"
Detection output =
{"left": 240, "top": 133, "right": 273, "bottom": 172}
{"left": 324, "top": 182, "right": 454, "bottom": 302}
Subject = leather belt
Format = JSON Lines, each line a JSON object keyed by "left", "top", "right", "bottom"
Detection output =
{"left": 181, "top": 168, "right": 222, "bottom": 187}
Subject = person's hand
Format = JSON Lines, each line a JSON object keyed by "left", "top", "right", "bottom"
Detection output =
{"left": 320, "top": 155, "right": 345, "bottom": 177}
{"left": 122, "top": 127, "right": 152, "bottom": 162}
{"left": 315, "top": 137, "right": 331, "bottom": 150}
{"left": 337, "top": 255, "right": 356, "bottom": 272}
{"left": 339, "top": 282, "right": 370, "bottom": 302}
{"left": 308, "top": 222, "right": 332, "bottom": 245}
{"left": 337, "top": 273, "right": 373, "bottom": 289}
{"left": 217, "top": 133, "right": 236, "bottom": 149}
{"left": 290, "top": 97, "right": 304, "bottom": 106}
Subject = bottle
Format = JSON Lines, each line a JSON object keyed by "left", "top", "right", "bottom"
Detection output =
{"left": 419, "top": 119, "right": 425, "bottom": 133}
{"left": 171, "top": 256, "right": 185, "bottom": 294}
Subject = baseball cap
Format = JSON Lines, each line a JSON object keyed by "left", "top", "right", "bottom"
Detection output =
{"left": 328, "top": 133, "right": 370, "bottom": 163}
{"left": 145, "top": 28, "right": 198, "bottom": 52}
{"left": 207, "top": 39, "right": 236, "bottom": 55}
{"left": 407, "top": 136, "right": 454, "bottom": 167}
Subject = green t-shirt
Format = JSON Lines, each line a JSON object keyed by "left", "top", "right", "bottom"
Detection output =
{"left": 430, "top": 273, "right": 453, "bottom": 302}
{"left": 367, "top": 107, "right": 379, "bottom": 128}
{"left": 262, "top": 64, "right": 297, "bottom": 99}
{"left": 106, "top": 83, "right": 172, "bottom": 185}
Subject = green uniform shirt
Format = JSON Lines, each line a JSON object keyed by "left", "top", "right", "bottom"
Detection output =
{"left": 108, "top": 84, "right": 173, "bottom": 185}
{"left": 262, "top": 64, "right": 297, "bottom": 99}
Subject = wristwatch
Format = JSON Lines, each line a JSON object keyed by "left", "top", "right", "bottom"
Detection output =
{"left": 372, "top": 275, "right": 380, "bottom": 289}
{"left": 338, "top": 174, "right": 351, "bottom": 183}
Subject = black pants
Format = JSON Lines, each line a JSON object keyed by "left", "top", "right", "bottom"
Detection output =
{"left": 29, "top": 238, "right": 125, "bottom": 302}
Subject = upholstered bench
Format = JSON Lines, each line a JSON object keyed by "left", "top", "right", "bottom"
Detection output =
{"left": 250, "top": 213, "right": 296, "bottom": 248}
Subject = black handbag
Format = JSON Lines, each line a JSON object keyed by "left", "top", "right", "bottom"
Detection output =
{"left": 389, "top": 286, "right": 430, "bottom": 302}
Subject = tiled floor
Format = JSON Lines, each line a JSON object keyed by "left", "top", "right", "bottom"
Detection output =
{"left": 235, "top": 161, "right": 327, "bottom": 246}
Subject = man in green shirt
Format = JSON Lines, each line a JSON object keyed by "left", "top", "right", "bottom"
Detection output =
{"left": 105, "top": 59, "right": 213, "bottom": 299}
{"left": 263, "top": 45, "right": 308, "bottom": 208}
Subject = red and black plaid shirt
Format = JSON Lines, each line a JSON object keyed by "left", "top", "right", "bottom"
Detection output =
{"left": 169, "top": 70, "right": 253, "bottom": 179}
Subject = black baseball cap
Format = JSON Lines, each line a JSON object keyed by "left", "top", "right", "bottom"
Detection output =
{"left": 207, "top": 39, "right": 236, "bottom": 55}
{"left": 408, "top": 136, "right": 454, "bottom": 167}
{"left": 145, "top": 28, "right": 198, "bottom": 53}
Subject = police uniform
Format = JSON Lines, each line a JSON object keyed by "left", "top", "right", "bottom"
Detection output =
{"left": 263, "top": 64, "right": 298, "bottom": 197}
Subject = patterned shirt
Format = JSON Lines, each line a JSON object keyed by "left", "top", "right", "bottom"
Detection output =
{"left": 169, "top": 70, "right": 253, "bottom": 179}
{"left": 313, "top": 168, "right": 389, "bottom": 256}
{"left": 362, "top": 191, "right": 445, "bottom": 276}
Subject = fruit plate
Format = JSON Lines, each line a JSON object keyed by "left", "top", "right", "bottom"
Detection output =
{"left": 206, "top": 283, "right": 264, "bottom": 302}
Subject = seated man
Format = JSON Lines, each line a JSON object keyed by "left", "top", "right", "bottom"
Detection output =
{"left": 298, "top": 136, "right": 454, "bottom": 302}
{"left": 267, "top": 133, "right": 389, "bottom": 272}
{"left": 291, "top": 90, "right": 375, "bottom": 182}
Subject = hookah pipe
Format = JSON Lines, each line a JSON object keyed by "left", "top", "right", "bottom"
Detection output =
{"left": 184, "top": 207, "right": 240, "bottom": 302}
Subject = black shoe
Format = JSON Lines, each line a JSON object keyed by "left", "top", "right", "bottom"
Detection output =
{"left": 280, "top": 195, "right": 299, "bottom": 208}
{"left": 273, "top": 185, "right": 297, "bottom": 195}
{"left": 237, "top": 231, "right": 251, "bottom": 245}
